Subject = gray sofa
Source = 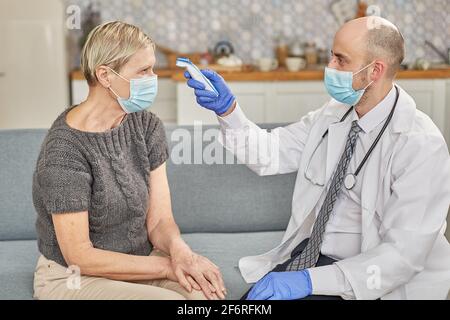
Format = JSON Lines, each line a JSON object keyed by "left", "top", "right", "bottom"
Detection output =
{"left": 0, "top": 124, "right": 296, "bottom": 300}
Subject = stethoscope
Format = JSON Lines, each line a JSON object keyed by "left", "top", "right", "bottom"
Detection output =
{"left": 305, "top": 85, "right": 400, "bottom": 190}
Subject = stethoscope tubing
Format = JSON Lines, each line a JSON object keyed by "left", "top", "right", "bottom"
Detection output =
{"left": 309, "top": 85, "right": 400, "bottom": 187}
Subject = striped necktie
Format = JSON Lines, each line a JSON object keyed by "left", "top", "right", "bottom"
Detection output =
{"left": 286, "top": 120, "right": 362, "bottom": 271}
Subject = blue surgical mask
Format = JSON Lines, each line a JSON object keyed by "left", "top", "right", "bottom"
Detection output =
{"left": 108, "top": 67, "right": 158, "bottom": 113}
{"left": 324, "top": 61, "right": 375, "bottom": 105}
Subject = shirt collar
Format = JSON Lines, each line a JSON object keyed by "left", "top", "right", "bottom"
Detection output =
{"left": 349, "top": 85, "right": 396, "bottom": 134}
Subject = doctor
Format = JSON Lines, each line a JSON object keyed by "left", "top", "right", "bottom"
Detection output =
{"left": 184, "top": 17, "right": 450, "bottom": 300}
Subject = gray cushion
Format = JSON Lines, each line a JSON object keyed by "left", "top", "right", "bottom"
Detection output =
{"left": 0, "top": 232, "right": 283, "bottom": 300}
{"left": 0, "top": 130, "right": 47, "bottom": 241}
{"left": 0, "top": 240, "right": 39, "bottom": 300}
{"left": 165, "top": 124, "right": 296, "bottom": 233}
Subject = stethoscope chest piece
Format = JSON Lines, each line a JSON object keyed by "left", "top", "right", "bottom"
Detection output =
{"left": 344, "top": 173, "right": 356, "bottom": 190}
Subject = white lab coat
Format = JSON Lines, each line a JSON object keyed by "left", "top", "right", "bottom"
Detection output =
{"left": 217, "top": 85, "right": 450, "bottom": 300}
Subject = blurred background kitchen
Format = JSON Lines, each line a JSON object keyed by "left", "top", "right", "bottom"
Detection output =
{"left": 0, "top": 0, "right": 449, "bottom": 138}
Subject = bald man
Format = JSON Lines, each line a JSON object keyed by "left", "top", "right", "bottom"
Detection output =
{"left": 184, "top": 17, "right": 450, "bottom": 300}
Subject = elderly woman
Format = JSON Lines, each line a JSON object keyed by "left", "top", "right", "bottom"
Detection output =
{"left": 32, "top": 21, "right": 226, "bottom": 300}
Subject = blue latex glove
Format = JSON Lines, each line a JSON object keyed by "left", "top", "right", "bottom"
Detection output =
{"left": 247, "top": 270, "right": 312, "bottom": 300}
{"left": 184, "top": 69, "right": 236, "bottom": 116}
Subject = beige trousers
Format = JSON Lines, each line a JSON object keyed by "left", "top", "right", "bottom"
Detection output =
{"left": 33, "top": 250, "right": 207, "bottom": 300}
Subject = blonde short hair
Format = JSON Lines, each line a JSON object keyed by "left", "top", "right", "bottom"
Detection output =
{"left": 81, "top": 21, "right": 154, "bottom": 86}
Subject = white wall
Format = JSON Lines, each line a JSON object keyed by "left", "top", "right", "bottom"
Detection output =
{"left": 0, "top": 0, "right": 69, "bottom": 129}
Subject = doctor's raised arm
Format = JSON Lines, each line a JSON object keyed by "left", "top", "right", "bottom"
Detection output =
{"left": 184, "top": 68, "right": 326, "bottom": 176}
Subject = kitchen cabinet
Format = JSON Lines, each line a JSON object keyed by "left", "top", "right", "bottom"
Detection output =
{"left": 177, "top": 81, "right": 329, "bottom": 125}
{"left": 0, "top": 0, "right": 68, "bottom": 129}
{"left": 396, "top": 79, "right": 446, "bottom": 133}
{"left": 152, "top": 79, "right": 177, "bottom": 123}
{"left": 71, "top": 78, "right": 90, "bottom": 107}
{"left": 446, "top": 79, "right": 450, "bottom": 146}
{"left": 177, "top": 79, "right": 449, "bottom": 138}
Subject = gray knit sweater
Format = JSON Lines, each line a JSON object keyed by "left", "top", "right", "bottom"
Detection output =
{"left": 32, "top": 105, "right": 169, "bottom": 267}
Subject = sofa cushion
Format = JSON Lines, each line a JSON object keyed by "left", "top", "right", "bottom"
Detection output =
{"left": 165, "top": 124, "right": 296, "bottom": 233}
{"left": 0, "top": 130, "right": 47, "bottom": 241}
{"left": 0, "top": 240, "right": 40, "bottom": 300}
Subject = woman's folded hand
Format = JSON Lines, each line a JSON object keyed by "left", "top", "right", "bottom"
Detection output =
{"left": 168, "top": 240, "right": 227, "bottom": 300}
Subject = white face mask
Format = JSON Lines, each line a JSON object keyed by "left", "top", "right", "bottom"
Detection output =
{"left": 107, "top": 67, "right": 158, "bottom": 114}
{"left": 324, "top": 61, "right": 375, "bottom": 105}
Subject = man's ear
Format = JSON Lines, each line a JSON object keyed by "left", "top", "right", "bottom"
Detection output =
{"left": 95, "top": 66, "right": 111, "bottom": 89}
{"left": 371, "top": 60, "right": 387, "bottom": 82}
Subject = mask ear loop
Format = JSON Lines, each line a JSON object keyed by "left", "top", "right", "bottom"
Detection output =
{"left": 108, "top": 86, "right": 122, "bottom": 99}
{"left": 106, "top": 66, "right": 130, "bottom": 83}
{"left": 362, "top": 80, "right": 374, "bottom": 90}
{"left": 106, "top": 66, "right": 130, "bottom": 99}
{"left": 354, "top": 61, "right": 376, "bottom": 75}
{"left": 354, "top": 61, "right": 376, "bottom": 90}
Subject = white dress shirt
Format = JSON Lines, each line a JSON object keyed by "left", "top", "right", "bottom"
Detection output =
{"left": 308, "top": 85, "right": 397, "bottom": 299}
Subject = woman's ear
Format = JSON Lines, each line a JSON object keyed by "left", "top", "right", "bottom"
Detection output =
{"left": 95, "top": 66, "right": 111, "bottom": 88}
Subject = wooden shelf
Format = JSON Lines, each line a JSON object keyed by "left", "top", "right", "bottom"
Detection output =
{"left": 71, "top": 67, "right": 450, "bottom": 82}
{"left": 172, "top": 67, "right": 450, "bottom": 82}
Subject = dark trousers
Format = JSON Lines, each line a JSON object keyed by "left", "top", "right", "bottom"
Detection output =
{"left": 240, "top": 238, "right": 343, "bottom": 300}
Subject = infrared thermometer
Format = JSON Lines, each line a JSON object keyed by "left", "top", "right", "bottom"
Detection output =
{"left": 176, "top": 57, "right": 219, "bottom": 97}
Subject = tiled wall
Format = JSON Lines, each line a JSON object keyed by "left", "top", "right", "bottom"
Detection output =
{"left": 65, "top": 0, "right": 450, "bottom": 69}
